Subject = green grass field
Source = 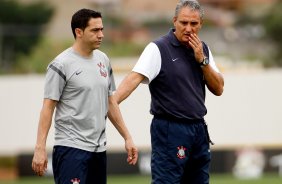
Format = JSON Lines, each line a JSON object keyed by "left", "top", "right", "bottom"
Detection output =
{"left": 0, "top": 173, "right": 281, "bottom": 184}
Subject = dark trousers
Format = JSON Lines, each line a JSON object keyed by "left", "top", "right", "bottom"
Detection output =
{"left": 150, "top": 117, "right": 211, "bottom": 184}
{"left": 52, "top": 146, "right": 107, "bottom": 184}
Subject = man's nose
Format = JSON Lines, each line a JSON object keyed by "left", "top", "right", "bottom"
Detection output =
{"left": 185, "top": 24, "right": 192, "bottom": 32}
{"left": 98, "top": 30, "right": 104, "bottom": 38}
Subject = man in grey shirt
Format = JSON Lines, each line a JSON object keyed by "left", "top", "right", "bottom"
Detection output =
{"left": 32, "top": 9, "right": 138, "bottom": 184}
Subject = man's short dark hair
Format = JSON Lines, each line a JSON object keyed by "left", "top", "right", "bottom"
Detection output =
{"left": 71, "top": 8, "right": 102, "bottom": 38}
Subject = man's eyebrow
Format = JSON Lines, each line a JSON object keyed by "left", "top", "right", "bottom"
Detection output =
{"left": 91, "top": 27, "right": 104, "bottom": 31}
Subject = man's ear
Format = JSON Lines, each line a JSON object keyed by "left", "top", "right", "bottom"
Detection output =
{"left": 75, "top": 28, "right": 83, "bottom": 38}
{"left": 173, "top": 16, "right": 177, "bottom": 27}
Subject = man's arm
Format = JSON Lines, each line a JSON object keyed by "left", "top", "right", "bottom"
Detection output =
{"left": 107, "top": 95, "right": 138, "bottom": 165}
{"left": 188, "top": 33, "right": 224, "bottom": 96}
{"left": 202, "top": 65, "right": 224, "bottom": 96}
{"left": 32, "top": 99, "right": 57, "bottom": 176}
{"left": 114, "top": 72, "right": 145, "bottom": 104}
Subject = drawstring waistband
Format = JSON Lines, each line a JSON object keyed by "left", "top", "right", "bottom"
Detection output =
{"left": 204, "top": 121, "right": 214, "bottom": 145}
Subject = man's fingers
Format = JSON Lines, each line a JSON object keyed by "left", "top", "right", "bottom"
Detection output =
{"left": 188, "top": 33, "right": 204, "bottom": 62}
{"left": 189, "top": 34, "right": 202, "bottom": 48}
{"left": 190, "top": 33, "right": 201, "bottom": 43}
{"left": 127, "top": 155, "right": 137, "bottom": 165}
{"left": 127, "top": 149, "right": 133, "bottom": 163}
{"left": 127, "top": 148, "right": 138, "bottom": 165}
{"left": 32, "top": 160, "right": 47, "bottom": 176}
{"left": 131, "top": 154, "right": 138, "bottom": 165}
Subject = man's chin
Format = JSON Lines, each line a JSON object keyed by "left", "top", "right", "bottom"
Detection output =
{"left": 93, "top": 45, "right": 100, "bottom": 50}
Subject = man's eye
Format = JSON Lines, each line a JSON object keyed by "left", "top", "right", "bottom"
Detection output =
{"left": 92, "top": 28, "right": 103, "bottom": 32}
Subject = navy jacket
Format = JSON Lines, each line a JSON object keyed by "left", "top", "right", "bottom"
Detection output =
{"left": 149, "top": 29, "right": 209, "bottom": 120}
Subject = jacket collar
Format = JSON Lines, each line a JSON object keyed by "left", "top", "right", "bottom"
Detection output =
{"left": 168, "top": 28, "right": 182, "bottom": 47}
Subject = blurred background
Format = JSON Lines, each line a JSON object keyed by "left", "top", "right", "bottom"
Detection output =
{"left": 0, "top": 0, "right": 282, "bottom": 182}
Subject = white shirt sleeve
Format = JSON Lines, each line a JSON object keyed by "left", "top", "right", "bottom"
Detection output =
{"left": 208, "top": 47, "right": 220, "bottom": 73}
{"left": 132, "top": 43, "right": 220, "bottom": 84}
{"left": 132, "top": 42, "right": 161, "bottom": 84}
{"left": 44, "top": 61, "right": 66, "bottom": 101}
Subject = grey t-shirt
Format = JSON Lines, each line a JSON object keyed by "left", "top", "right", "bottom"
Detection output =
{"left": 44, "top": 47, "right": 116, "bottom": 152}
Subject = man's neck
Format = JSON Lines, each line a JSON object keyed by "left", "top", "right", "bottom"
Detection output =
{"left": 72, "top": 42, "right": 93, "bottom": 58}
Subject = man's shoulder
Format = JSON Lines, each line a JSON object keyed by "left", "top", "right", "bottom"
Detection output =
{"left": 46, "top": 48, "right": 75, "bottom": 71}
{"left": 93, "top": 49, "right": 110, "bottom": 64}
{"left": 201, "top": 41, "right": 208, "bottom": 47}
{"left": 153, "top": 30, "right": 175, "bottom": 49}
{"left": 53, "top": 47, "right": 74, "bottom": 64}
{"left": 154, "top": 34, "right": 169, "bottom": 44}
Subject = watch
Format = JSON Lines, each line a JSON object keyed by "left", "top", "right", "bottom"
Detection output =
{"left": 200, "top": 57, "right": 209, "bottom": 67}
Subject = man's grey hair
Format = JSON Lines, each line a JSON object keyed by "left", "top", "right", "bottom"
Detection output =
{"left": 175, "top": 0, "right": 204, "bottom": 19}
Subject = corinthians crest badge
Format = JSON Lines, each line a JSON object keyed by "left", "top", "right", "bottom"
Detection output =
{"left": 177, "top": 146, "right": 187, "bottom": 159}
{"left": 97, "top": 62, "right": 107, "bottom": 78}
{"left": 71, "top": 178, "right": 80, "bottom": 184}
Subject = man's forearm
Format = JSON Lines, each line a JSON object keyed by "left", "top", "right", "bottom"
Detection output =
{"left": 35, "top": 99, "right": 56, "bottom": 149}
{"left": 107, "top": 96, "right": 132, "bottom": 140}
{"left": 35, "top": 109, "right": 53, "bottom": 149}
{"left": 202, "top": 66, "right": 224, "bottom": 96}
{"left": 114, "top": 72, "right": 144, "bottom": 104}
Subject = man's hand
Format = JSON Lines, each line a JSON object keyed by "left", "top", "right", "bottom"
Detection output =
{"left": 188, "top": 33, "right": 205, "bottom": 63}
{"left": 125, "top": 138, "right": 138, "bottom": 165}
{"left": 31, "top": 147, "right": 48, "bottom": 176}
